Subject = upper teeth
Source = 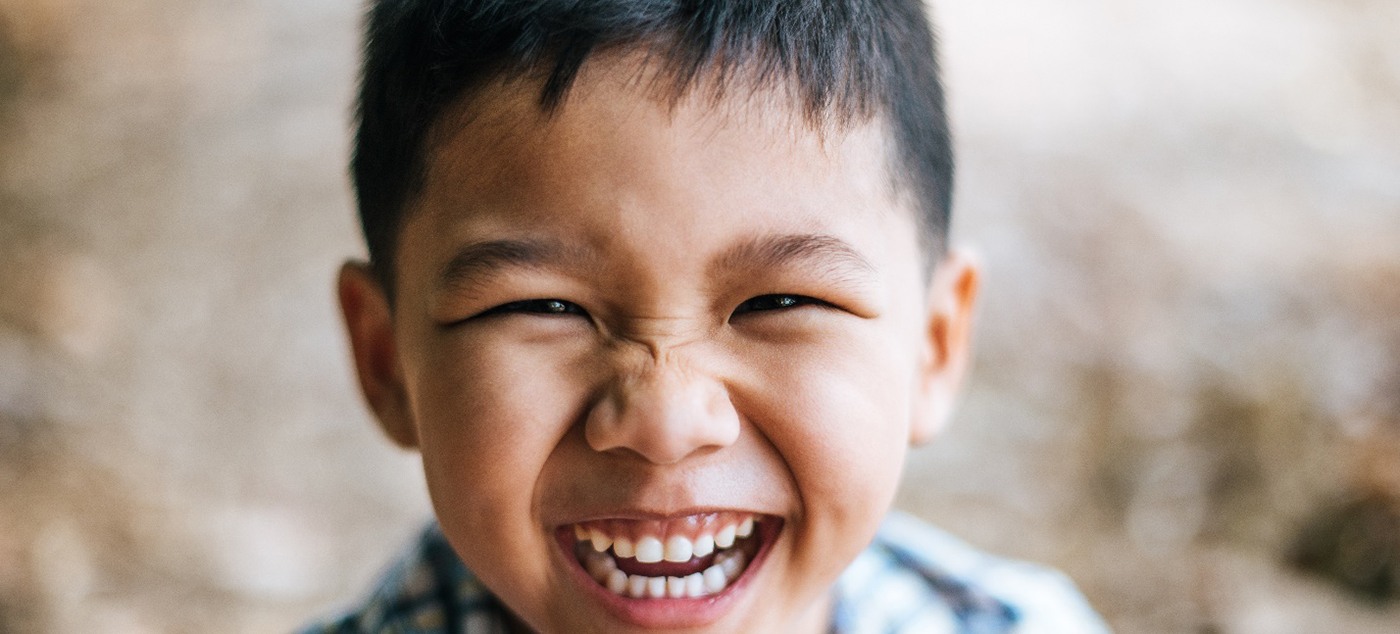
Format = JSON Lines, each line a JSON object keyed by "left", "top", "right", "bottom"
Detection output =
{"left": 580, "top": 517, "right": 755, "bottom": 564}
{"left": 664, "top": 535, "right": 693, "bottom": 562}
{"left": 573, "top": 516, "right": 759, "bottom": 599}
{"left": 634, "top": 536, "right": 664, "bottom": 563}
{"left": 693, "top": 534, "right": 715, "bottom": 557}
{"left": 716, "top": 524, "right": 736, "bottom": 548}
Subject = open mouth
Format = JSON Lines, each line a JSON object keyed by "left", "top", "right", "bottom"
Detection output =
{"left": 564, "top": 512, "right": 772, "bottom": 600}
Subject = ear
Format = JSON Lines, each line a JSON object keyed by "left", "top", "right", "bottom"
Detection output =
{"left": 910, "top": 249, "right": 981, "bottom": 445}
{"left": 337, "top": 262, "right": 418, "bottom": 448}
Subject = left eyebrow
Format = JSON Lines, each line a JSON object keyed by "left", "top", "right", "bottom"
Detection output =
{"left": 436, "top": 237, "right": 584, "bottom": 294}
{"left": 712, "top": 233, "right": 877, "bottom": 281}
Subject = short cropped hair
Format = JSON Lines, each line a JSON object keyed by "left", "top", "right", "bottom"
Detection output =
{"left": 354, "top": 0, "right": 952, "bottom": 290}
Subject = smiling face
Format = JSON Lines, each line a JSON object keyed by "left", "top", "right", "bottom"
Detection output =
{"left": 338, "top": 57, "right": 979, "bottom": 633}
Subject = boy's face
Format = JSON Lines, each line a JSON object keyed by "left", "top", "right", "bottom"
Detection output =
{"left": 340, "top": 59, "right": 979, "bottom": 633}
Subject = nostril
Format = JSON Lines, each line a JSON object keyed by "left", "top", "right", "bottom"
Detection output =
{"left": 582, "top": 370, "right": 740, "bottom": 464}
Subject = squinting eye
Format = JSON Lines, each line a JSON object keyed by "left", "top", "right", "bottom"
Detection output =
{"left": 732, "top": 294, "right": 825, "bottom": 315}
{"left": 478, "top": 299, "right": 587, "bottom": 318}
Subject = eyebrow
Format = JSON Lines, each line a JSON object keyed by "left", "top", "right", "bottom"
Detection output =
{"left": 714, "top": 233, "right": 876, "bottom": 281}
{"left": 436, "top": 238, "right": 582, "bottom": 293}
{"left": 437, "top": 233, "right": 875, "bottom": 294}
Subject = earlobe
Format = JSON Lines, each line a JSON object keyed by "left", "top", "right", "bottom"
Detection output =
{"left": 910, "top": 249, "right": 981, "bottom": 445}
{"left": 338, "top": 262, "right": 419, "bottom": 448}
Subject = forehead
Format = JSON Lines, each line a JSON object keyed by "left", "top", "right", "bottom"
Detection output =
{"left": 398, "top": 55, "right": 914, "bottom": 287}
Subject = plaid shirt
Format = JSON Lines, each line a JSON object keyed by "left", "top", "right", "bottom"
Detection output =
{"left": 301, "top": 512, "right": 1108, "bottom": 633}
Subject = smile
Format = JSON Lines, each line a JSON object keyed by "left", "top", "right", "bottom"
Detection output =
{"left": 566, "top": 512, "right": 770, "bottom": 600}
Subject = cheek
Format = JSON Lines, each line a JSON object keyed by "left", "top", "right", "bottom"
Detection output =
{"left": 409, "top": 332, "right": 593, "bottom": 527}
{"left": 405, "top": 331, "right": 598, "bottom": 617}
{"left": 738, "top": 325, "right": 918, "bottom": 514}
{"left": 772, "top": 333, "right": 912, "bottom": 473}
{"left": 733, "top": 327, "right": 918, "bottom": 587}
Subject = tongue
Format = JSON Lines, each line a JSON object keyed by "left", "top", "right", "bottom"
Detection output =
{"left": 614, "top": 553, "right": 716, "bottom": 578}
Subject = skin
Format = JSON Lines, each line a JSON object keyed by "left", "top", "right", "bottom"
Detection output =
{"left": 338, "top": 57, "right": 981, "bottom": 633}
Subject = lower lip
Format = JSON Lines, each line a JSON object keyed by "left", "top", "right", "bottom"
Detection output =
{"left": 552, "top": 520, "right": 780, "bottom": 629}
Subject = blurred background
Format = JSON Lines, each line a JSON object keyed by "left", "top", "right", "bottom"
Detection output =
{"left": 0, "top": 0, "right": 1396, "bottom": 631}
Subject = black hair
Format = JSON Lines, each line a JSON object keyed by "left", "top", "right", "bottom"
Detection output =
{"left": 354, "top": 0, "right": 952, "bottom": 289}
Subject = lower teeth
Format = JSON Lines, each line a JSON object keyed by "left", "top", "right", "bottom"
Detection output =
{"left": 581, "top": 547, "right": 749, "bottom": 599}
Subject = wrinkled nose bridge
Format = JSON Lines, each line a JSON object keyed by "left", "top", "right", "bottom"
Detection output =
{"left": 584, "top": 341, "right": 741, "bottom": 465}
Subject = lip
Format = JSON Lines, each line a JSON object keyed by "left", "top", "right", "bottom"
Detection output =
{"left": 551, "top": 515, "right": 783, "bottom": 629}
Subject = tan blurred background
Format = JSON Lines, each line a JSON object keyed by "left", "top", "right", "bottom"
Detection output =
{"left": 1, "top": 0, "right": 1397, "bottom": 632}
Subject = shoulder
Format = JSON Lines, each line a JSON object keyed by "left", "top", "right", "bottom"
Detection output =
{"left": 832, "top": 511, "right": 1110, "bottom": 634}
{"left": 302, "top": 516, "right": 1108, "bottom": 633}
{"left": 297, "top": 523, "right": 511, "bottom": 634}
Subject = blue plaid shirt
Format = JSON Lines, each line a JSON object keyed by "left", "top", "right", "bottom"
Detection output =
{"left": 302, "top": 512, "right": 1108, "bottom": 633}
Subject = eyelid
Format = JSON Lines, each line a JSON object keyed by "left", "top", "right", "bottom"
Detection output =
{"left": 494, "top": 298, "right": 580, "bottom": 314}
{"left": 732, "top": 293, "right": 834, "bottom": 316}
{"left": 466, "top": 298, "right": 589, "bottom": 322}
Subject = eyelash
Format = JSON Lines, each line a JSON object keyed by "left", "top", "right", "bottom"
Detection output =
{"left": 732, "top": 294, "right": 828, "bottom": 315}
{"left": 477, "top": 299, "right": 588, "bottom": 318}
{"left": 471, "top": 293, "right": 826, "bottom": 322}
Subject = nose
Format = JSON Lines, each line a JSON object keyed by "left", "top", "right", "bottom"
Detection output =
{"left": 584, "top": 361, "right": 741, "bottom": 465}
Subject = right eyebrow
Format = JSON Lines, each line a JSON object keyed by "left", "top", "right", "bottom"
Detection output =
{"left": 436, "top": 238, "right": 580, "bottom": 294}
{"left": 713, "top": 233, "right": 877, "bottom": 283}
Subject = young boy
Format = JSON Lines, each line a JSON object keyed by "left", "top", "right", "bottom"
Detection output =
{"left": 312, "top": 0, "right": 1107, "bottom": 631}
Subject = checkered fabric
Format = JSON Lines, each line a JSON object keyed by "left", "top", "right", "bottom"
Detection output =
{"left": 301, "top": 511, "right": 1108, "bottom": 633}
